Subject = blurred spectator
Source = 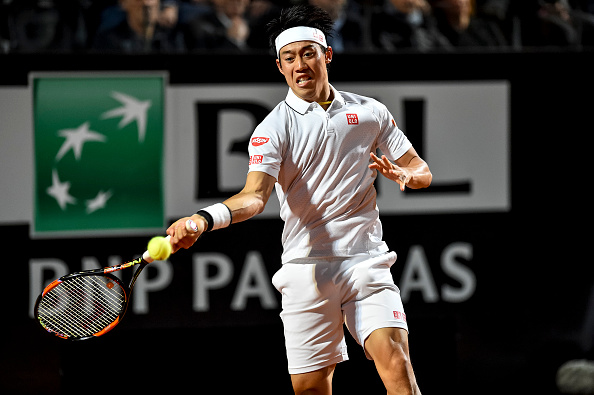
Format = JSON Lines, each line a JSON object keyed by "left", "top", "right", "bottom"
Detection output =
{"left": 539, "top": 0, "right": 580, "bottom": 45}
{"left": 183, "top": 0, "right": 253, "bottom": 51}
{"left": 175, "top": 0, "right": 213, "bottom": 25}
{"left": 1, "top": 0, "right": 592, "bottom": 53}
{"left": 371, "top": 0, "right": 452, "bottom": 52}
{"left": 475, "top": 0, "right": 519, "bottom": 47}
{"left": 515, "top": 0, "right": 594, "bottom": 48}
{"left": 573, "top": 0, "right": 594, "bottom": 46}
{"left": 307, "top": 0, "right": 367, "bottom": 52}
{"left": 246, "top": 0, "right": 284, "bottom": 52}
{"left": 430, "top": 0, "right": 508, "bottom": 48}
{"left": 93, "top": 0, "right": 186, "bottom": 52}
{"left": 0, "top": 1, "right": 10, "bottom": 52}
{"left": 78, "top": 0, "right": 119, "bottom": 50}
{"left": 2, "top": 0, "right": 87, "bottom": 52}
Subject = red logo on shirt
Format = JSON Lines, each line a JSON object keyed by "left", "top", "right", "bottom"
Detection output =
{"left": 393, "top": 311, "right": 407, "bottom": 321}
{"left": 346, "top": 114, "right": 359, "bottom": 125}
{"left": 249, "top": 155, "right": 263, "bottom": 165}
{"left": 251, "top": 137, "right": 270, "bottom": 146}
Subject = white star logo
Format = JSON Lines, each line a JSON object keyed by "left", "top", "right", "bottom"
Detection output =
{"left": 86, "top": 190, "right": 113, "bottom": 214}
{"left": 56, "top": 122, "right": 106, "bottom": 161}
{"left": 46, "top": 169, "right": 77, "bottom": 210}
{"left": 101, "top": 91, "right": 152, "bottom": 143}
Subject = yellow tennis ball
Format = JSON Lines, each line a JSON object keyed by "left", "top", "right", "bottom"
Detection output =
{"left": 147, "top": 236, "right": 172, "bottom": 261}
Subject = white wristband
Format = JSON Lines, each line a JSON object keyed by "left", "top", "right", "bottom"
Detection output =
{"left": 196, "top": 203, "right": 232, "bottom": 231}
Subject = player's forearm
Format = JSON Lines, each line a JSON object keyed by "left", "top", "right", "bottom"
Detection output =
{"left": 222, "top": 192, "right": 267, "bottom": 223}
{"left": 191, "top": 171, "right": 275, "bottom": 231}
{"left": 404, "top": 158, "right": 432, "bottom": 189}
{"left": 189, "top": 193, "right": 266, "bottom": 234}
{"left": 221, "top": 170, "right": 276, "bottom": 223}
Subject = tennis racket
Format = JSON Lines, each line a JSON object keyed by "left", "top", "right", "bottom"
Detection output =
{"left": 34, "top": 219, "right": 198, "bottom": 341}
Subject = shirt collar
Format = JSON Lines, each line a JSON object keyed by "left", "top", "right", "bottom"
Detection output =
{"left": 285, "top": 84, "right": 345, "bottom": 115}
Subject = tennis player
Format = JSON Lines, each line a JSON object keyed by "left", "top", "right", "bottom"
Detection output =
{"left": 168, "top": 5, "right": 431, "bottom": 394}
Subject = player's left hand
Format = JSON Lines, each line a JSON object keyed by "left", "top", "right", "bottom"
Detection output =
{"left": 369, "top": 152, "right": 411, "bottom": 191}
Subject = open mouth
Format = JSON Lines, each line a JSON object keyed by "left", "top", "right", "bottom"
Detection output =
{"left": 296, "top": 76, "right": 312, "bottom": 86}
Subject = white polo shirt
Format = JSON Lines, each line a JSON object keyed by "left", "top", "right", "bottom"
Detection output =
{"left": 248, "top": 85, "right": 412, "bottom": 263}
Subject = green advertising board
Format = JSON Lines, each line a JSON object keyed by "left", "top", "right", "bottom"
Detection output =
{"left": 32, "top": 73, "right": 166, "bottom": 237}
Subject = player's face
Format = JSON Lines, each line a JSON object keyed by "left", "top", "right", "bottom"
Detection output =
{"left": 276, "top": 41, "right": 333, "bottom": 103}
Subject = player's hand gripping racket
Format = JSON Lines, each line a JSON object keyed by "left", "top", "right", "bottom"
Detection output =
{"left": 34, "top": 219, "right": 198, "bottom": 341}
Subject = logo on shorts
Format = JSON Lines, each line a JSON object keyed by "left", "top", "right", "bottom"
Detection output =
{"left": 346, "top": 114, "right": 359, "bottom": 125}
{"left": 251, "top": 137, "right": 270, "bottom": 146}
{"left": 249, "top": 155, "right": 263, "bottom": 165}
{"left": 393, "top": 311, "right": 407, "bottom": 322}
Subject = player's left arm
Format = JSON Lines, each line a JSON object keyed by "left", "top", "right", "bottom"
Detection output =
{"left": 369, "top": 147, "right": 432, "bottom": 191}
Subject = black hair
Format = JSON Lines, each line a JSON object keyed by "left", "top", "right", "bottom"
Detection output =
{"left": 266, "top": 4, "right": 334, "bottom": 56}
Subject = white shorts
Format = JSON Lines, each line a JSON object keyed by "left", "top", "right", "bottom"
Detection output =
{"left": 271, "top": 251, "right": 408, "bottom": 375}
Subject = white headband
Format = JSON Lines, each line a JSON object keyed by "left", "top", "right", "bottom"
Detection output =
{"left": 275, "top": 26, "right": 327, "bottom": 57}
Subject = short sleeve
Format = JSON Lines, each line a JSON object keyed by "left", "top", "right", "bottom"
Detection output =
{"left": 247, "top": 117, "right": 286, "bottom": 180}
{"left": 375, "top": 101, "right": 412, "bottom": 161}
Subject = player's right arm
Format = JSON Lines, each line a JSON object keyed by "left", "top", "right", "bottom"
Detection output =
{"left": 220, "top": 170, "right": 276, "bottom": 223}
{"left": 168, "top": 171, "right": 276, "bottom": 252}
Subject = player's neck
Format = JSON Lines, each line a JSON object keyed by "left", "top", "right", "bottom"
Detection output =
{"left": 317, "top": 90, "right": 334, "bottom": 111}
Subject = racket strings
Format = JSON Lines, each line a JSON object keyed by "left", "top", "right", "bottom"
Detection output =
{"left": 39, "top": 277, "right": 124, "bottom": 337}
{"left": 40, "top": 285, "right": 115, "bottom": 337}
{"left": 41, "top": 290, "right": 112, "bottom": 336}
{"left": 37, "top": 275, "right": 127, "bottom": 338}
